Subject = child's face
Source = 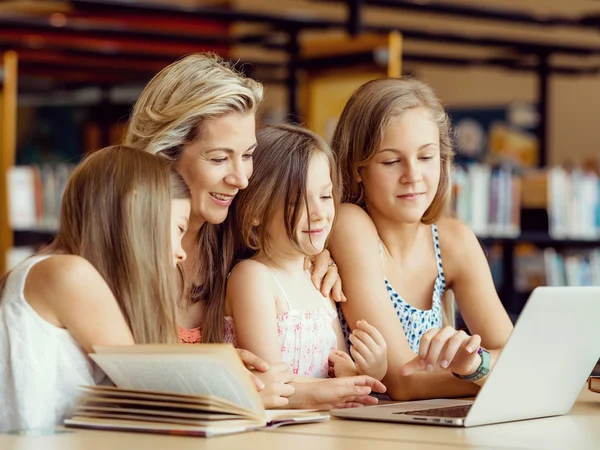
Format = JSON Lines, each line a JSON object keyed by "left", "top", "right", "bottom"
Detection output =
{"left": 360, "top": 107, "right": 441, "bottom": 224}
{"left": 170, "top": 199, "right": 191, "bottom": 266}
{"left": 267, "top": 151, "right": 335, "bottom": 258}
{"left": 295, "top": 152, "right": 335, "bottom": 256}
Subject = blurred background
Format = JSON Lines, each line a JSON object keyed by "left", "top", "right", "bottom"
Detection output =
{"left": 2, "top": 0, "right": 600, "bottom": 326}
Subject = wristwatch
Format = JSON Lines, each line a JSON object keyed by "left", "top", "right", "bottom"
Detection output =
{"left": 452, "top": 347, "right": 490, "bottom": 382}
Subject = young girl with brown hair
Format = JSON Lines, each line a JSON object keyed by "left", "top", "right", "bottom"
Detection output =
{"left": 224, "top": 124, "right": 387, "bottom": 408}
{"left": 0, "top": 146, "right": 191, "bottom": 431}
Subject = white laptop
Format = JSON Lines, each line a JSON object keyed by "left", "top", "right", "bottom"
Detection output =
{"left": 332, "top": 286, "right": 600, "bottom": 427}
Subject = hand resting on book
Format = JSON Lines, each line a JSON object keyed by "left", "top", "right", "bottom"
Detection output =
{"left": 235, "top": 348, "right": 272, "bottom": 392}
{"left": 252, "top": 362, "right": 295, "bottom": 409}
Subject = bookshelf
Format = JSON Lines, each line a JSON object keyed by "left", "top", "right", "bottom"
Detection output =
{"left": 454, "top": 163, "right": 600, "bottom": 315}
{"left": 0, "top": 50, "right": 18, "bottom": 275}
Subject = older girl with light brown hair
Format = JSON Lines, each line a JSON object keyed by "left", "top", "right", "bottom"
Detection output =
{"left": 329, "top": 77, "right": 514, "bottom": 401}
{"left": 124, "top": 54, "right": 376, "bottom": 409}
{"left": 0, "top": 146, "right": 191, "bottom": 432}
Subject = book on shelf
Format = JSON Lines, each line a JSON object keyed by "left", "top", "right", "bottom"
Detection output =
{"left": 547, "top": 167, "right": 600, "bottom": 240}
{"left": 544, "top": 248, "right": 600, "bottom": 287}
{"left": 589, "top": 376, "right": 599, "bottom": 394}
{"left": 453, "top": 164, "right": 521, "bottom": 238}
{"left": 64, "top": 344, "right": 328, "bottom": 437}
{"left": 7, "top": 163, "right": 75, "bottom": 232}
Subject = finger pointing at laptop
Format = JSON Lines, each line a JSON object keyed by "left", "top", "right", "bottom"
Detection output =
{"left": 400, "top": 326, "right": 485, "bottom": 379}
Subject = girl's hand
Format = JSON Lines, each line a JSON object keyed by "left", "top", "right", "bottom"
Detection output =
{"left": 348, "top": 320, "right": 388, "bottom": 381}
{"left": 293, "top": 375, "right": 386, "bottom": 410}
{"left": 252, "top": 362, "right": 295, "bottom": 409}
{"left": 400, "top": 326, "right": 482, "bottom": 377}
{"left": 307, "top": 249, "right": 347, "bottom": 303}
{"left": 328, "top": 349, "right": 358, "bottom": 378}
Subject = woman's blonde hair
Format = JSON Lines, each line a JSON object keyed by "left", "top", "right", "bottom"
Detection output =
{"left": 233, "top": 124, "right": 340, "bottom": 261}
{"left": 125, "top": 52, "right": 263, "bottom": 161}
{"left": 331, "top": 77, "right": 454, "bottom": 224}
{"left": 124, "top": 53, "right": 263, "bottom": 343}
{"left": 0, "top": 146, "right": 190, "bottom": 344}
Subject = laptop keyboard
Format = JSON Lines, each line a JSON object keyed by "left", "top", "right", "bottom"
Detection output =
{"left": 399, "top": 404, "right": 472, "bottom": 418}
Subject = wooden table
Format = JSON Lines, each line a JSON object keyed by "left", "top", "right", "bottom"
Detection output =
{"left": 2, "top": 387, "right": 599, "bottom": 450}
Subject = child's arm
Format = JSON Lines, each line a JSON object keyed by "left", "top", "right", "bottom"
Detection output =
{"left": 328, "top": 300, "right": 387, "bottom": 380}
{"left": 225, "top": 260, "right": 284, "bottom": 365}
{"left": 399, "top": 218, "right": 513, "bottom": 386}
{"left": 328, "top": 299, "right": 358, "bottom": 378}
{"left": 24, "top": 255, "right": 135, "bottom": 353}
{"left": 329, "top": 204, "right": 480, "bottom": 401}
{"left": 437, "top": 217, "right": 513, "bottom": 349}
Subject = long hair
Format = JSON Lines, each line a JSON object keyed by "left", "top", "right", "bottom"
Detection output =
{"left": 331, "top": 77, "right": 454, "bottom": 224}
{"left": 124, "top": 53, "right": 263, "bottom": 343}
{"left": 331, "top": 77, "right": 455, "bottom": 325}
{"left": 1, "top": 146, "right": 190, "bottom": 344}
{"left": 233, "top": 124, "right": 340, "bottom": 261}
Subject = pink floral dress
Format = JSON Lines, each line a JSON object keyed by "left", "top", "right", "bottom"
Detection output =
{"left": 226, "top": 273, "right": 338, "bottom": 378}
{"left": 177, "top": 273, "right": 338, "bottom": 378}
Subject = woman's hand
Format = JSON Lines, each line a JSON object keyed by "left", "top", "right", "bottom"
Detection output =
{"left": 291, "top": 375, "right": 386, "bottom": 410}
{"left": 252, "top": 362, "right": 295, "bottom": 409}
{"left": 348, "top": 320, "right": 388, "bottom": 381}
{"left": 400, "top": 326, "right": 482, "bottom": 377}
{"left": 308, "top": 249, "right": 346, "bottom": 303}
{"left": 235, "top": 348, "right": 272, "bottom": 391}
{"left": 328, "top": 350, "right": 358, "bottom": 378}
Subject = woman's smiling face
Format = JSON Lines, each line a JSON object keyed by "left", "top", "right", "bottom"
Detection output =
{"left": 176, "top": 111, "right": 257, "bottom": 227}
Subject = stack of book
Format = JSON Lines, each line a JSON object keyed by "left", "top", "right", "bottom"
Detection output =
{"left": 65, "top": 344, "right": 328, "bottom": 437}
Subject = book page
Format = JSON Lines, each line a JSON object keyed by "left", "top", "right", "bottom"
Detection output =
{"left": 64, "top": 416, "right": 261, "bottom": 438}
{"left": 89, "top": 352, "right": 263, "bottom": 417}
{"left": 80, "top": 385, "right": 252, "bottom": 415}
{"left": 265, "top": 410, "right": 330, "bottom": 425}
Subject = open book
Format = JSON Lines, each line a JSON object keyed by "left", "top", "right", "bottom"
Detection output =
{"left": 64, "top": 344, "right": 328, "bottom": 437}
{"left": 590, "top": 376, "right": 599, "bottom": 394}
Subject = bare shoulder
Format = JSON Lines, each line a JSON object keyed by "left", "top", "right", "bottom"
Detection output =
{"left": 27, "top": 254, "right": 107, "bottom": 297}
{"left": 226, "top": 259, "right": 276, "bottom": 307}
{"left": 436, "top": 217, "right": 480, "bottom": 247}
{"left": 228, "top": 259, "right": 272, "bottom": 284}
{"left": 333, "top": 203, "right": 379, "bottom": 239}
{"left": 24, "top": 254, "right": 114, "bottom": 328}
{"left": 435, "top": 217, "right": 485, "bottom": 279}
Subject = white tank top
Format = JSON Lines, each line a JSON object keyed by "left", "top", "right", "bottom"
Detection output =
{"left": 0, "top": 255, "right": 107, "bottom": 432}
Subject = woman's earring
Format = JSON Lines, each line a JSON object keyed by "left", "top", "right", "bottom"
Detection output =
{"left": 252, "top": 218, "right": 260, "bottom": 227}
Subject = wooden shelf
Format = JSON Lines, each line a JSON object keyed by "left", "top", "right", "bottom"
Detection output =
{"left": 479, "top": 232, "right": 600, "bottom": 248}
{"left": 13, "top": 230, "right": 56, "bottom": 248}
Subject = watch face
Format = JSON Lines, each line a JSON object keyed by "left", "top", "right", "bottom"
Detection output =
{"left": 453, "top": 348, "right": 490, "bottom": 381}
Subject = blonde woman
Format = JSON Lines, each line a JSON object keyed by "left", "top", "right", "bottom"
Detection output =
{"left": 0, "top": 146, "right": 191, "bottom": 431}
{"left": 124, "top": 54, "right": 382, "bottom": 410}
{"left": 329, "top": 78, "right": 514, "bottom": 401}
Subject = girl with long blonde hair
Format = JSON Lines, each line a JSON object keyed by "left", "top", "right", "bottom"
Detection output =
{"left": 0, "top": 145, "right": 191, "bottom": 431}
